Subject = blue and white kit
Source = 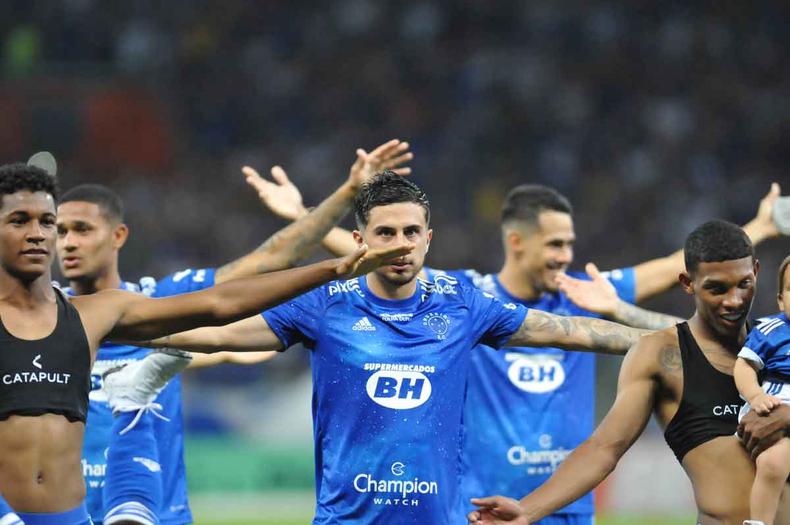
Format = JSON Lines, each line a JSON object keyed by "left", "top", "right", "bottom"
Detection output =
{"left": 738, "top": 313, "right": 790, "bottom": 419}
{"left": 75, "top": 268, "right": 215, "bottom": 525}
{"left": 263, "top": 275, "right": 528, "bottom": 524}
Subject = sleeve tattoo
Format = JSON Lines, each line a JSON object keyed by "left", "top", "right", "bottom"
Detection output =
{"left": 612, "top": 301, "right": 683, "bottom": 330}
{"left": 509, "top": 310, "right": 650, "bottom": 355}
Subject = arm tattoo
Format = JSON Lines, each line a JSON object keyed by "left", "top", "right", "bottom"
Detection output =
{"left": 658, "top": 345, "right": 682, "bottom": 373}
{"left": 612, "top": 301, "right": 683, "bottom": 330}
{"left": 217, "top": 187, "right": 352, "bottom": 279}
{"left": 510, "top": 310, "right": 558, "bottom": 344}
{"left": 510, "top": 310, "right": 649, "bottom": 355}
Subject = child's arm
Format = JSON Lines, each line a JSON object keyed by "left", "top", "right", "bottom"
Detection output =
{"left": 734, "top": 357, "right": 782, "bottom": 415}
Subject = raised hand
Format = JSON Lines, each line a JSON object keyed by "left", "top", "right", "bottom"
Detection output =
{"left": 243, "top": 165, "right": 308, "bottom": 221}
{"left": 335, "top": 242, "right": 415, "bottom": 279}
{"left": 555, "top": 263, "right": 619, "bottom": 316}
{"left": 753, "top": 182, "right": 782, "bottom": 238}
{"left": 468, "top": 496, "right": 529, "bottom": 525}
{"left": 348, "top": 139, "right": 413, "bottom": 190}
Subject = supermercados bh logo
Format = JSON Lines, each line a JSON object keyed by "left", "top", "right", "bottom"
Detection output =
{"left": 353, "top": 461, "right": 438, "bottom": 507}
{"left": 505, "top": 352, "right": 565, "bottom": 393}
{"left": 507, "top": 434, "right": 572, "bottom": 476}
{"left": 422, "top": 313, "right": 451, "bottom": 340}
{"left": 364, "top": 363, "right": 435, "bottom": 409}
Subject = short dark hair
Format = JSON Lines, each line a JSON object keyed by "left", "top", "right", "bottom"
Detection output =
{"left": 501, "top": 184, "right": 572, "bottom": 229}
{"left": 0, "top": 163, "right": 59, "bottom": 205}
{"left": 778, "top": 255, "right": 790, "bottom": 299}
{"left": 354, "top": 171, "right": 430, "bottom": 228}
{"left": 684, "top": 220, "right": 754, "bottom": 274}
{"left": 60, "top": 183, "right": 124, "bottom": 223}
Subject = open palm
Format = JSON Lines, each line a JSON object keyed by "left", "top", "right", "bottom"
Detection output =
{"left": 348, "top": 139, "right": 413, "bottom": 189}
{"left": 243, "top": 165, "right": 306, "bottom": 221}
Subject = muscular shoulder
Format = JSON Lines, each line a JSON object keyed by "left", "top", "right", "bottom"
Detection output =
{"left": 626, "top": 328, "right": 681, "bottom": 377}
{"left": 69, "top": 288, "right": 142, "bottom": 313}
{"left": 68, "top": 289, "right": 143, "bottom": 347}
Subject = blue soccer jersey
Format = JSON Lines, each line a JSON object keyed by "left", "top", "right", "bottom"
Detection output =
{"left": 436, "top": 268, "right": 635, "bottom": 517}
{"left": 262, "top": 275, "right": 528, "bottom": 524}
{"left": 739, "top": 313, "right": 790, "bottom": 375}
{"left": 76, "top": 268, "right": 215, "bottom": 525}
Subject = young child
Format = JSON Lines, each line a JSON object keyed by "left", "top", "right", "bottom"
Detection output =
{"left": 734, "top": 254, "right": 790, "bottom": 525}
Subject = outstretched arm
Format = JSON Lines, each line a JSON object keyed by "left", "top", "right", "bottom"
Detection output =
{"left": 632, "top": 183, "right": 782, "bottom": 302}
{"left": 87, "top": 242, "right": 412, "bottom": 342}
{"left": 468, "top": 337, "right": 658, "bottom": 524}
{"left": 142, "top": 315, "right": 281, "bottom": 354}
{"left": 556, "top": 263, "right": 682, "bottom": 330}
{"left": 188, "top": 350, "right": 276, "bottom": 368}
{"left": 505, "top": 309, "right": 650, "bottom": 355}
{"left": 214, "top": 139, "right": 413, "bottom": 281}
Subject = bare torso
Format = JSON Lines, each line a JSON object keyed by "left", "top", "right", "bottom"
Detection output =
{"left": 0, "top": 414, "right": 86, "bottom": 512}
{"left": 0, "top": 288, "right": 105, "bottom": 512}
{"left": 650, "top": 325, "right": 790, "bottom": 524}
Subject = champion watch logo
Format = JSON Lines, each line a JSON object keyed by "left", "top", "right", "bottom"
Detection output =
{"left": 352, "top": 317, "right": 376, "bottom": 331}
{"left": 32, "top": 354, "right": 42, "bottom": 369}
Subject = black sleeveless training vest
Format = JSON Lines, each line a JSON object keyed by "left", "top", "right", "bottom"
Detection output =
{"left": 0, "top": 288, "right": 91, "bottom": 422}
{"left": 663, "top": 322, "right": 743, "bottom": 462}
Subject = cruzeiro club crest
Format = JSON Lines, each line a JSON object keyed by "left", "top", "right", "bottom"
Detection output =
{"left": 422, "top": 313, "right": 451, "bottom": 340}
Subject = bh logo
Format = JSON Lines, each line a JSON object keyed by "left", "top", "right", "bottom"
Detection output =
{"left": 505, "top": 353, "right": 565, "bottom": 393}
{"left": 366, "top": 370, "right": 433, "bottom": 409}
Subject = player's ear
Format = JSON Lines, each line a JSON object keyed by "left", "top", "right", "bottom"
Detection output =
{"left": 112, "top": 223, "right": 129, "bottom": 249}
{"left": 504, "top": 229, "right": 522, "bottom": 253}
{"left": 678, "top": 272, "right": 694, "bottom": 295}
{"left": 352, "top": 230, "right": 365, "bottom": 247}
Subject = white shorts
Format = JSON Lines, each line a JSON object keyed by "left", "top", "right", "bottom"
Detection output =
{"left": 738, "top": 379, "right": 790, "bottom": 422}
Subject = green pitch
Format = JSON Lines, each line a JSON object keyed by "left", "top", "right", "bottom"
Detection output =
{"left": 188, "top": 490, "right": 694, "bottom": 524}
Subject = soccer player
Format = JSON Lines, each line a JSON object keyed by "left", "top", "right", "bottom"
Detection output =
{"left": 252, "top": 169, "right": 784, "bottom": 523}
{"left": 138, "top": 172, "right": 651, "bottom": 524}
{"left": 444, "top": 184, "right": 782, "bottom": 523}
{"left": 467, "top": 220, "right": 790, "bottom": 525}
{"left": 55, "top": 140, "right": 413, "bottom": 524}
{"left": 0, "top": 161, "right": 410, "bottom": 525}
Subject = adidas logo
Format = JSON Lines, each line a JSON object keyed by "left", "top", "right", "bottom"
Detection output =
{"left": 352, "top": 316, "right": 376, "bottom": 332}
